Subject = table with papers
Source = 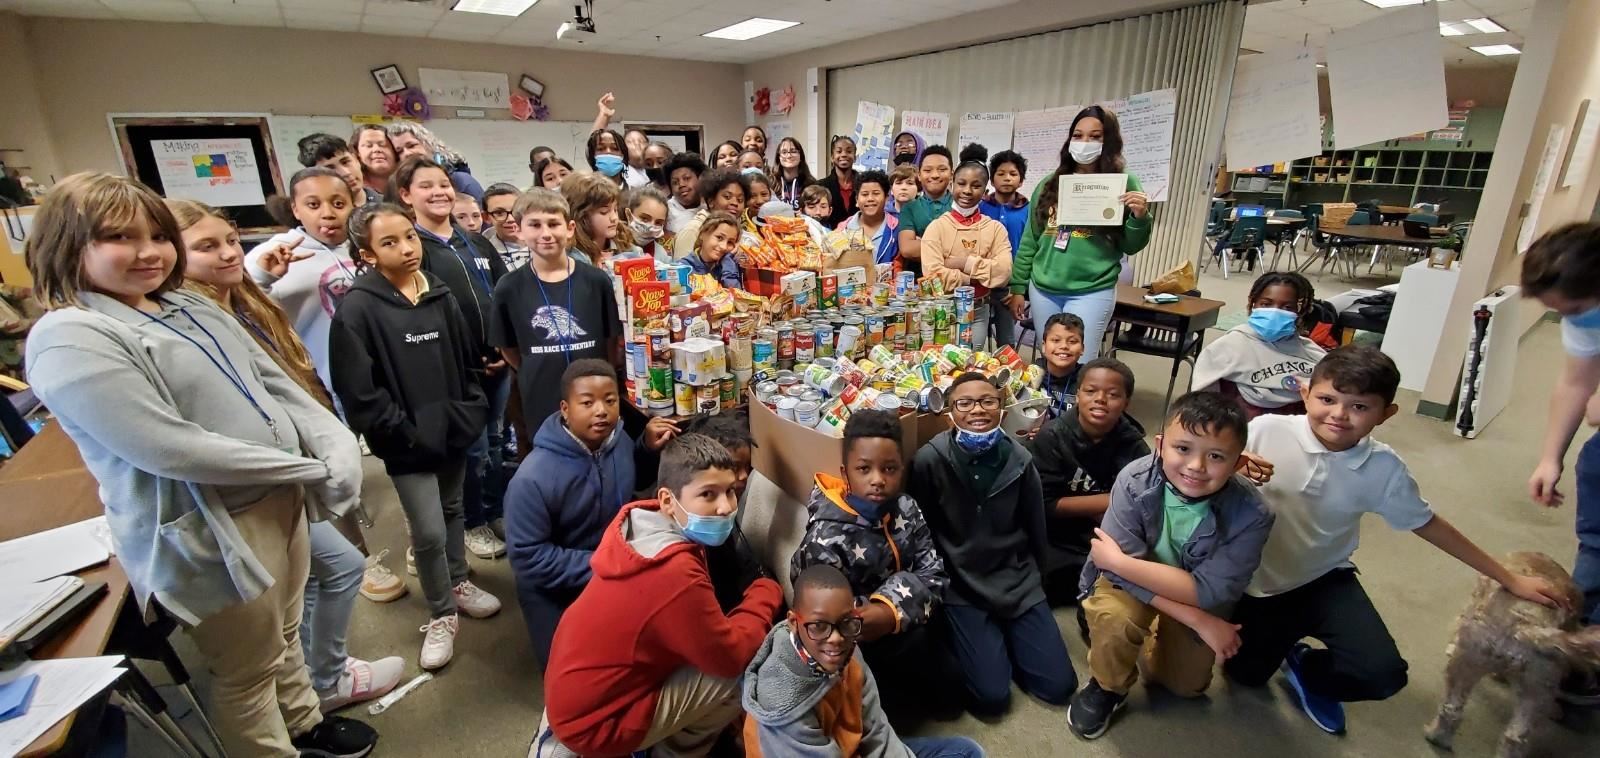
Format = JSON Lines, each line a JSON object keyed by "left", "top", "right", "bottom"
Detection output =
{"left": 0, "top": 657, "right": 125, "bottom": 757}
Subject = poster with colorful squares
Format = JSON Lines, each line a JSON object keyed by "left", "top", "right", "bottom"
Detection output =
{"left": 151, "top": 137, "right": 266, "bottom": 208}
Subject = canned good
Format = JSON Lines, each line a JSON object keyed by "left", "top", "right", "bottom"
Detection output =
{"left": 803, "top": 362, "right": 835, "bottom": 390}
{"left": 777, "top": 396, "right": 800, "bottom": 421}
{"left": 1022, "top": 364, "right": 1045, "bottom": 389}
{"left": 955, "top": 321, "right": 974, "bottom": 348}
{"left": 799, "top": 388, "right": 824, "bottom": 405}
{"left": 900, "top": 394, "right": 919, "bottom": 412}
{"left": 697, "top": 384, "right": 720, "bottom": 416}
{"left": 918, "top": 385, "right": 946, "bottom": 413}
{"left": 626, "top": 339, "right": 649, "bottom": 378}
{"left": 868, "top": 344, "right": 900, "bottom": 369}
{"left": 871, "top": 372, "right": 895, "bottom": 392}
{"left": 784, "top": 385, "right": 807, "bottom": 399}
{"left": 856, "top": 387, "right": 881, "bottom": 410}
{"left": 673, "top": 382, "right": 695, "bottom": 417}
{"left": 864, "top": 313, "right": 885, "bottom": 347}
{"left": 941, "top": 345, "right": 971, "bottom": 368}
{"left": 895, "top": 372, "right": 927, "bottom": 394}
{"left": 839, "top": 383, "right": 865, "bottom": 411}
{"left": 895, "top": 271, "right": 917, "bottom": 299}
{"left": 720, "top": 374, "right": 737, "bottom": 410}
{"left": 994, "top": 345, "right": 1024, "bottom": 370}
{"left": 793, "top": 400, "right": 821, "bottom": 427}
{"left": 752, "top": 338, "right": 775, "bottom": 370}
{"left": 874, "top": 392, "right": 903, "bottom": 412}
{"left": 730, "top": 312, "right": 756, "bottom": 338}
{"left": 795, "top": 327, "right": 816, "bottom": 364}
{"left": 776, "top": 324, "right": 795, "bottom": 359}
{"left": 837, "top": 325, "right": 862, "bottom": 359}
{"left": 816, "top": 323, "right": 835, "bottom": 358}
{"left": 953, "top": 285, "right": 976, "bottom": 323}
{"left": 815, "top": 399, "right": 850, "bottom": 434}
{"left": 648, "top": 365, "right": 673, "bottom": 399}
{"left": 647, "top": 398, "right": 675, "bottom": 417}
{"left": 648, "top": 328, "right": 672, "bottom": 366}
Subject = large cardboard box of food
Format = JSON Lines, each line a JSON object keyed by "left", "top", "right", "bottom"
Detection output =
{"left": 749, "top": 393, "right": 951, "bottom": 504}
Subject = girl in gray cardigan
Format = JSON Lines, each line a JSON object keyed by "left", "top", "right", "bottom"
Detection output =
{"left": 22, "top": 173, "right": 377, "bottom": 758}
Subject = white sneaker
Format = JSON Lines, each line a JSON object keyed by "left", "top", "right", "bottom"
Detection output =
{"left": 358, "top": 436, "right": 372, "bottom": 456}
{"left": 406, "top": 547, "right": 416, "bottom": 576}
{"left": 319, "top": 656, "right": 405, "bottom": 713}
{"left": 452, "top": 580, "right": 502, "bottom": 619}
{"left": 419, "top": 615, "right": 459, "bottom": 670}
{"left": 360, "top": 549, "right": 407, "bottom": 603}
{"left": 464, "top": 525, "right": 506, "bottom": 559}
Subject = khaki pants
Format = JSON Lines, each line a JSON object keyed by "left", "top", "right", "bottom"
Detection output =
{"left": 529, "top": 667, "right": 742, "bottom": 758}
{"left": 1083, "top": 577, "right": 1216, "bottom": 697}
{"left": 186, "top": 488, "right": 322, "bottom": 757}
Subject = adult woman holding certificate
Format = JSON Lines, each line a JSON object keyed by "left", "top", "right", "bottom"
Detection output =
{"left": 1007, "top": 106, "right": 1151, "bottom": 360}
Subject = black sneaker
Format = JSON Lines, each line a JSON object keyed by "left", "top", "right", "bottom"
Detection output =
{"left": 1067, "top": 679, "right": 1126, "bottom": 740}
{"left": 1558, "top": 669, "right": 1600, "bottom": 707}
{"left": 293, "top": 715, "right": 378, "bottom": 758}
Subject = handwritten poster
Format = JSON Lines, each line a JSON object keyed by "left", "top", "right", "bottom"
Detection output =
{"left": 1225, "top": 48, "right": 1323, "bottom": 172}
{"left": 1327, "top": 3, "right": 1447, "bottom": 149}
{"left": 765, "top": 119, "right": 793, "bottom": 147}
{"left": 418, "top": 68, "right": 511, "bottom": 110}
{"left": 900, "top": 110, "right": 950, "bottom": 149}
{"left": 1118, "top": 89, "right": 1177, "bottom": 202}
{"left": 1561, "top": 101, "right": 1599, "bottom": 189}
{"left": 151, "top": 138, "right": 266, "bottom": 207}
{"left": 1519, "top": 124, "right": 1568, "bottom": 255}
{"left": 958, "top": 112, "right": 1015, "bottom": 153}
{"left": 1013, "top": 106, "right": 1079, "bottom": 197}
{"left": 851, "top": 101, "right": 896, "bottom": 172}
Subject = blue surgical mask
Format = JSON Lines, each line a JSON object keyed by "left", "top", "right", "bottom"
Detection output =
{"left": 595, "top": 154, "right": 625, "bottom": 177}
{"left": 669, "top": 498, "right": 735, "bottom": 546}
{"left": 1567, "top": 305, "right": 1600, "bottom": 329}
{"left": 843, "top": 492, "right": 885, "bottom": 523}
{"left": 741, "top": 166, "right": 766, "bottom": 176}
{"left": 954, "top": 425, "right": 1004, "bottom": 454}
{"left": 1247, "top": 307, "right": 1299, "bottom": 342}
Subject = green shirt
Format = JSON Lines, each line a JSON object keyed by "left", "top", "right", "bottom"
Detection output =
{"left": 899, "top": 192, "right": 953, "bottom": 277}
{"left": 1153, "top": 486, "right": 1210, "bottom": 567}
{"left": 950, "top": 434, "right": 1011, "bottom": 499}
{"left": 1009, "top": 173, "right": 1153, "bottom": 297}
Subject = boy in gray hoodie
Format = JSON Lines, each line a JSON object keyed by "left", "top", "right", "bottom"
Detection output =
{"left": 743, "top": 564, "right": 984, "bottom": 758}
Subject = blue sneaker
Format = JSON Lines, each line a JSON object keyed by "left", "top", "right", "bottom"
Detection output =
{"left": 1283, "top": 643, "right": 1346, "bottom": 734}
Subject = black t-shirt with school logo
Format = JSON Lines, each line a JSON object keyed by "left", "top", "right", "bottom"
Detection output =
{"left": 489, "top": 262, "right": 620, "bottom": 432}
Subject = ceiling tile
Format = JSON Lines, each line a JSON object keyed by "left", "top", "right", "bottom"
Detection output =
{"left": 279, "top": 0, "right": 369, "bottom": 10}
{"left": 284, "top": 9, "right": 363, "bottom": 31}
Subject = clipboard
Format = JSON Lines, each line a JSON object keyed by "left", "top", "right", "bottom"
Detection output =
{"left": 5, "top": 581, "right": 108, "bottom": 660}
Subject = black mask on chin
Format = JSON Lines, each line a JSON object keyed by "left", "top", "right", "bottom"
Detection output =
{"left": 892, "top": 153, "right": 915, "bottom": 167}
{"left": 646, "top": 167, "right": 669, "bottom": 188}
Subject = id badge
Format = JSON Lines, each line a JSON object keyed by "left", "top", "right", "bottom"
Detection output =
{"left": 1053, "top": 227, "right": 1071, "bottom": 250}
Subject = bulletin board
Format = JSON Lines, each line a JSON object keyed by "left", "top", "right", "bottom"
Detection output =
{"left": 110, "top": 114, "right": 284, "bottom": 232}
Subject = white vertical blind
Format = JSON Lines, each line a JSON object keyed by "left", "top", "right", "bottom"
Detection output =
{"left": 826, "top": 1, "right": 1246, "bottom": 285}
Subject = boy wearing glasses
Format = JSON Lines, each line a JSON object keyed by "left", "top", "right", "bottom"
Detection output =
{"left": 481, "top": 184, "right": 529, "bottom": 271}
{"left": 742, "top": 564, "right": 986, "bottom": 757}
{"left": 909, "top": 374, "right": 1074, "bottom": 716}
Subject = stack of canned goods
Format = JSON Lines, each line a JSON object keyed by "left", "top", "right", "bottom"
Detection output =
{"left": 625, "top": 327, "right": 742, "bottom": 419}
{"left": 753, "top": 341, "right": 1048, "bottom": 437}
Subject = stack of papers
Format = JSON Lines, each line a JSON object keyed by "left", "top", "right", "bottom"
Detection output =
{"left": 0, "top": 577, "right": 83, "bottom": 652}
{"left": 0, "top": 517, "right": 111, "bottom": 586}
{"left": 0, "top": 656, "right": 124, "bottom": 755}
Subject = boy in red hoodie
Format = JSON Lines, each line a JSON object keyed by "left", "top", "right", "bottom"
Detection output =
{"left": 530, "top": 434, "right": 783, "bottom": 757}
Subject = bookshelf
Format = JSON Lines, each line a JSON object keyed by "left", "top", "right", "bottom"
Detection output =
{"left": 1231, "top": 147, "right": 1492, "bottom": 218}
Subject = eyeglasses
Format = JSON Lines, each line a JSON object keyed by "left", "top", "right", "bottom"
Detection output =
{"left": 798, "top": 613, "right": 864, "bottom": 641}
{"left": 486, "top": 209, "right": 513, "bottom": 219}
{"left": 952, "top": 397, "right": 1002, "bottom": 412}
{"left": 779, "top": 149, "right": 801, "bottom": 157}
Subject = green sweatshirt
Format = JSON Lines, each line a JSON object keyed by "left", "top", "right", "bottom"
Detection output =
{"left": 1009, "top": 173, "right": 1153, "bottom": 297}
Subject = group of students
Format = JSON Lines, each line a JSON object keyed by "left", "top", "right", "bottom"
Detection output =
{"left": 12, "top": 99, "right": 1599, "bottom": 758}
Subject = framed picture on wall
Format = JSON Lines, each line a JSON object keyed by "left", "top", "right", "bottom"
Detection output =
{"left": 519, "top": 75, "right": 545, "bottom": 100}
{"left": 371, "top": 65, "right": 406, "bottom": 95}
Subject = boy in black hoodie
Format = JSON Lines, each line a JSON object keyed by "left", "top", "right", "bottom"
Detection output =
{"left": 330, "top": 204, "right": 501, "bottom": 672}
{"left": 1028, "top": 358, "right": 1150, "bottom": 611}
{"left": 910, "top": 373, "right": 1074, "bottom": 716}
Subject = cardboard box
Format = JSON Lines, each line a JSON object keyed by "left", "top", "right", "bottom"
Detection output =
{"left": 749, "top": 391, "right": 951, "bottom": 504}
{"left": 628, "top": 280, "right": 671, "bottom": 322}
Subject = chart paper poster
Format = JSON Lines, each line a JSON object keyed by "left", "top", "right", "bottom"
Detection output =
{"left": 151, "top": 138, "right": 265, "bottom": 207}
{"left": 852, "top": 101, "right": 896, "bottom": 171}
{"left": 418, "top": 68, "right": 511, "bottom": 110}
{"left": 1013, "top": 106, "right": 1079, "bottom": 197}
{"left": 1327, "top": 2, "right": 1448, "bottom": 149}
{"left": 900, "top": 111, "right": 950, "bottom": 149}
{"left": 958, "top": 112, "right": 1015, "bottom": 153}
{"left": 1226, "top": 48, "right": 1323, "bottom": 171}
{"left": 1118, "top": 89, "right": 1177, "bottom": 202}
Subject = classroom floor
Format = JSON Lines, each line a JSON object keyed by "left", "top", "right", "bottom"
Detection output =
{"left": 134, "top": 260, "right": 1599, "bottom": 757}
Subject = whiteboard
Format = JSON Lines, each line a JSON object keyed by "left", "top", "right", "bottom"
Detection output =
{"left": 1225, "top": 48, "right": 1322, "bottom": 171}
{"left": 1326, "top": 3, "right": 1448, "bottom": 150}
{"left": 266, "top": 115, "right": 359, "bottom": 190}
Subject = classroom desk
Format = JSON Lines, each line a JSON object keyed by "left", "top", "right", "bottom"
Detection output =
{"left": 1226, "top": 210, "right": 1297, "bottom": 226}
{"left": 1104, "top": 285, "right": 1225, "bottom": 414}
{"left": 1318, "top": 223, "right": 1452, "bottom": 247}
{"left": 1377, "top": 205, "right": 1413, "bottom": 222}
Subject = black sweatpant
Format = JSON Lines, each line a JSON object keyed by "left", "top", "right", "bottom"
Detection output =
{"left": 1223, "top": 568, "right": 1409, "bottom": 702}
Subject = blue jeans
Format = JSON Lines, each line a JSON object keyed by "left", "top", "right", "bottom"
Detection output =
{"left": 1027, "top": 282, "right": 1117, "bottom": 361}
{"left": 301, "top": 520, "right": 364, "bottom": 693}
{"left": 464, "top": 372, "right": 511, "bottom": 529}
{"left": 1576, "top": 432, "right": 1600, "bottom": 624}
{"left": 904, "top": 736, "right": 986, "bottom": 758}
{"left": 945, "top": 600, "right": 1076, "bottom": 716}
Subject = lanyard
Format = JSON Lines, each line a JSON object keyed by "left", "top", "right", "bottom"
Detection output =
{"left": 779, "top": 177, "right": 800, "bottom": 207}
{"left": 534, "top": 262, "right": 576, "bottom": 365}
{"left": 420, "top": 225, "right": 493, "bottom": 296}
{"left": 140, "top": 304, "right": 282, "bottom": 445}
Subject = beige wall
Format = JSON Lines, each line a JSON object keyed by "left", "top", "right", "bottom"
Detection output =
{"left": 741, "top": 0, "right": 1193, "bottom": 170}
{"left": 0, "top": 15, "right": 62, "bottom": 184}
{"left": 13, "top": 16, "right": 747, "bottom": 178}
{"left": 1421, "top": 0, "right": 1600, "bottom": 408}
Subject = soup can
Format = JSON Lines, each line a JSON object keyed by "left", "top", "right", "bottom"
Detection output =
{"left": 953, "top": 286, "right": 976, "bottom": 323}
{"left": 673, "top": 382, "right": 695, "bottom": 417}
{"left": 815, "top": 323, "right": 836, "bottom": 358}
{"left": 793, "top": 400, "right": 821, "bottom": 427}
{"left": 864, "top": 313, "right": 885, "bottom": 347}
{"left": 697, "top": 384, "right": 721, "bottom": 416}
{"left": 752, "top": 338, "right": 776, "bottom": 370}
{"left": 874, "top": 392, "right": 903, "bottom": 413}
{"left": 648, "top": 365, "right": 673, "bottom": 399}
{"left": 626, "top": 339, "right": 649, "bottom": 378}
{"left": 795, "top": 326, "right": 816, "bottom": 364}
{"left": 895, "top": 271, "right": 917, "bottom": 299}
{"left": 777, "top": 396, "right": 799, "bottom": 421}
{"left": 955, "top": 321, "right": 975, "bottom": 349}
{"left": 648, "top": 328, "right": 672, "bottom": 366}
{"left": 776, "top": 324, "right": 796, "bottom": 361}
{"left": 720, "top": 374, "right": 737, "bottom": 410}
{"left": 918, "top": 385, "right": 946, "bottom": 413}
{"left": 647, "top": 398, "right": 674, "bottom": 417}
{"left": 837, "top": 325, "right": 862, "bottom": 359}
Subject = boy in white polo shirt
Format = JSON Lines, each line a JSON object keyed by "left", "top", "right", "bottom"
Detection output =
{"left": 1522, "top": 222, "right": 1600, "bottom": 704}
{"left": 1225, "top": 346, "right": 1567, "bottom": 735}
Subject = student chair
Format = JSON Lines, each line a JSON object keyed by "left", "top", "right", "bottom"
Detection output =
{"left": 1261, "top": 197, "right": 1283, "bottom": 211}
{"left": 1266, "top": 209, "right": 1306, "bottom": 271}
{"left": 1212, "top": 216, "right": 1267, "bottom": 280}
{"left": 1198, "top": 201, "right": 1231, "bottom": 273}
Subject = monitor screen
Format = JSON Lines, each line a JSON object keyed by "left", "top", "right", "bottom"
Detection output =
{"left": 1237, "top": 205, "right": 1266, "bottom": 217}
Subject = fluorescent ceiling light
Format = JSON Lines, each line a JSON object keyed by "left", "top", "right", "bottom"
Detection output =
{"left": 452, "top": 0, "right": 539, "bottom": 16}
{"left": 1471, "top": 44, "right": 1521, "bottom": 56}
{"left": 1362, "top": 0, "right": 1444, "bottom": 8}
{"left": 1465, "top": 17, "right": 1506, "bottom": 33}
{"left": 703, "top": 17, "right": 799, "bottom": 41}
{"left": 1439, "top": 22, "right": 1465, "bottom": 36}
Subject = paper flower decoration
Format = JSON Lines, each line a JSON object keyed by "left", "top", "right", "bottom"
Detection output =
{"left": 383, "top": 93, "right": 407, "bottom": 117}
{"left": 776, "top": 85, "right": 796, "bottom": 115}
{"left": 401, "top": 88, "right": 431, "bottom": 120}
{"left": 753, "top": 87, "right": 771, "bottom": 116}
{"left": 510, "top": 93, "right": 534, "bottom": 122}
{"left": 532, "top": 100, "right": 551, "bottom": 122}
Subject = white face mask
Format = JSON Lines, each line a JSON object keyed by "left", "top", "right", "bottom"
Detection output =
{"left": 629, "top": 218, "right": 664, "bottom": 243}
{"left": 1069, "top": 140, "right": 1103, "bottom": 165}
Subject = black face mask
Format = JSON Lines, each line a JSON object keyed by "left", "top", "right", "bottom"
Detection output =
{"left": 892, "top": 153, "right": 915, "bottom": 167}
{"left": 646, "top": 167, "right": 669, "bottom": 188}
